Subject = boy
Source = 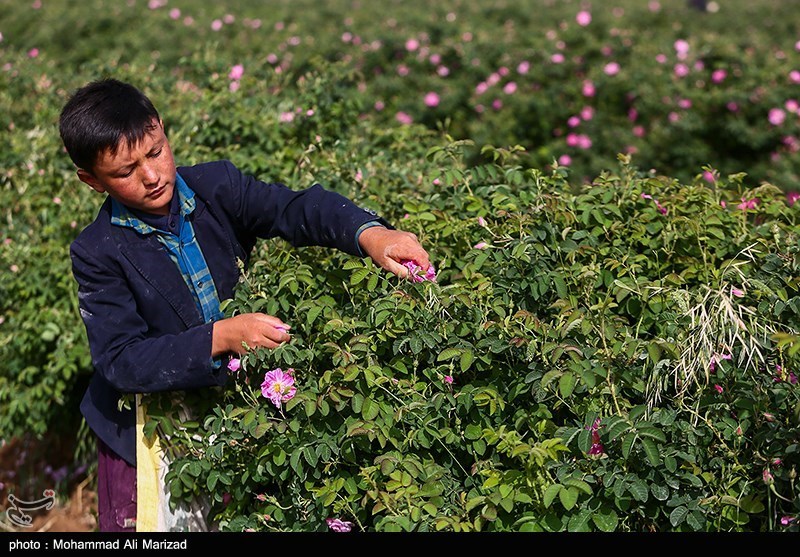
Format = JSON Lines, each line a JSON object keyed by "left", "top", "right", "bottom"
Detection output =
{"left": 59, "top": 78, "right": 431, "bottom": 532}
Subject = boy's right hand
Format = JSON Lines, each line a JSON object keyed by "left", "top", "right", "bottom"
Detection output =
{"left": 211, "top": 313, "right": 291, "bottom": 356}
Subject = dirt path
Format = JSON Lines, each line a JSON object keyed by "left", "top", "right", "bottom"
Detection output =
{"left": 1, "top": 436, "right": 97, "bottom": 532}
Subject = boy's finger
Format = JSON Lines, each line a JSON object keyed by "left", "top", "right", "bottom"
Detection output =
{"left": 390, "top": 247, "right": 431, "bottom": 271}
{"left": 381, "top": 258, "right": 411, "bottom": 278}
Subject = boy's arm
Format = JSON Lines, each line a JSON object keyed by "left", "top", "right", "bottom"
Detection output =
{"left": 207, "top": 161, "right": 431, "bottom": 277}
{"left": 212, "top": 161, "right": 392, "bottom": 256}
{"left": 71, "top": 240, "right": 226, "bottom": 394}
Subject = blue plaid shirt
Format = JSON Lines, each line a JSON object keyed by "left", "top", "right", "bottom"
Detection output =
{"left": 110, "top": 173, "right": 224, "bottom": 366}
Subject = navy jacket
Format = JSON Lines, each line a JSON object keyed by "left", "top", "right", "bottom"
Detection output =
{"left": 70, "top": 160, "right": 390, "bottom": 465}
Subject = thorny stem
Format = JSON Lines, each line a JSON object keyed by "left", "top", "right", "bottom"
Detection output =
{"left": 597, "top": 316, "right": 622, "bottom": 416}
{"left": 678, "top": 398, "right": 738, "bottom": 460}
{"left": 373, "top": 376, "right": 469, "bottom": 477}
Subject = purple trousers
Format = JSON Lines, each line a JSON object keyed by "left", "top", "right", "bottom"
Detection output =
{"left": 96, "top": 437, "right": 137, "bottom": 532}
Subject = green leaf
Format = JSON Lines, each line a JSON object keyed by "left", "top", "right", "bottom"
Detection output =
{"left": 438, "top": 347, "right": 462, "bottom": 361}
{"left": 159, "top": 418, "right": 174, "bottom": 437}
{"left": 722, "top": 506, "right": 750, "bottom": 526}
{"left": 187, "top": 461, "right": 201, "bottom": 476}
{"left": 591, "top": 507, "right": 619, "bottom": 532}
{"left": 342, "top": 366, "right": 360, "bottom": 381}
{"left": 343, "top": 477, "right": 358, "bottom": 496}
{"left": 541, "top": 370, "right": 561, "bottom": 390}
{"left": 207, "top": 470, "right": 219, "bottom": 491}
{"left": 253, "top": 421, "right": 270, "bottom": 440}
{"left": 637, "top": 426, "right": 667, "bottom": 443}
{"left": 303, "top": 445, "right": 318, "bottom": 467}
{"left": 646, "top": 343, "right": 661, "bottom": 366}
{"left": 613, "top": 478, "right": 627, "bottom": 499}
{"left": 640, "top": 437, "right": 661, "bottom": 466}
{"left": 669, "top": 506, "right": 689, "bottom": 527}
{"left": 367, "top": 273, "right": 379, "bottom": 292}
{"left": 543, "top": 484, "right": 562, "bottom": 508}
{"left": 604, "top": 418, "right": 630, "bottom": 440}
{"left": 621, "top": 433, "right": 637, "bottom": 459}
{"left": 375, "top": 310, "right": 391, "bottom": 327}
{"left": 169, "top": 480, "right": 182, "bottom": 500}
{"left": 562, "top": 478, "right": 592, "bottom": 496}
{"left": 738, "top": 495, "right": 765, "bottom": 514}
{"left": 482, "top": 475, "right": 500, "bottom": 489}
{"left": 576, "top": 429, "right": 592, "bottom": 454}
{"left": 460, "top": 350, "right": 475, "bottom": 372}
{"left": 538, "top": 513, "right": 561, "bottom": 532}
{"left": 684, "top": 473, "right": 703, "bottom": 487}
{"left": 307, "top": 305, "right": 323, "bottom": 325}
{"left": 515, "top": 492, "right": 533, "bottom": 504}
{"left": 466, "top": 496, "right": 485, "bottom": 512}
{"left": 558, "top": 372, "right": 576, "bottom": 398}
{"left": 558, "top": 486, "right": 579, "bottom": 510}
{"left": 242, "top": 409, "right": 256, "bottom": 427}
{"left": 629, "top": 405, "right": 647, "bottom": 421}
{"left": 650, "top": 483, "right": 669, "bottom": 501}
{"left": 464, "top": 424, "right": 482, "bottom": 440}
{"left": 686, "top": 510, "right": 703, "bottom": 531}
{"left": 142, "top": 419, "right": 158, "bottom": 440}
{"left": 423, "top": 503, "right": 438, "bottom": 516}
{"left": 352, "top": 393, "right": 364, "bottom": 413}
{"left": 350, "top": 268, "right": 370, "bottom": 285}
{"left": 289, "top": 449, "right": 303, "bottom": 475}
{"left": 566, "top": 510, "right": 592, "bottom": 532}
{"left": 552, "top": 274, "right": 568, "bottom": 299}
{"left": 629, "top": 479, "right": 649, "bottom": 503}
{"left": 361, "top": 397, "right": 380, "bottom": 421}
{"left": 578, "top": 366, "right": 596, "bottom": 389}
{"left": 560, "top": 426, "right": 582, "bottom": 448}
{"left": 342, "top": 259, "right": 365, "bottom": 271}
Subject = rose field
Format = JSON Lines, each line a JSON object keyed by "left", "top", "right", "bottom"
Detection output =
{"left": 1, "top": 0, "right": 800, "bottom": 533}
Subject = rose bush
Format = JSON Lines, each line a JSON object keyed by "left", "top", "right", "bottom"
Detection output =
{"left": 149, "top": 142, "right": 800, "bottom": 531}
{"left": 1, "top": 0, "right": 798, "bottom": 529}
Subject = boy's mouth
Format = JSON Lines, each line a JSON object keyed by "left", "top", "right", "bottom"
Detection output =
{"left": 147, "top": 183, "right": 168, "bottom": 198}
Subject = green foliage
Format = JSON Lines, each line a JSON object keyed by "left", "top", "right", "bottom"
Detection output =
{"left": 3, "top": 1, "right": 800, "bottom": 187}
{"left": 1, "top": 0, "right": 799, "bottom": 532}
{"left": 151, "top": 143, "right": 800, "bottom": 532}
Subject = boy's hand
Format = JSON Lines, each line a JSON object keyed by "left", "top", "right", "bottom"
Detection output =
{"left": 357, "top": 226, "right": 431, "bottom": 279}
{"left": 212, "top": 313, "right": 291, "bottom": 356}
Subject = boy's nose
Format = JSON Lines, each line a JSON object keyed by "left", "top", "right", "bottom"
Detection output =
{"left": 141, "top": 163, "right": 159, "bottom": 185}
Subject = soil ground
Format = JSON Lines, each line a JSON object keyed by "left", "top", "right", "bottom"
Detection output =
{"left": 0, "top": 435, "right": 97, "bottom": 532}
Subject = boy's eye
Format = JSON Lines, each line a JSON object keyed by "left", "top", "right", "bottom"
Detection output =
{"left": 118, "top": 169, "right": 134, "bottom": 178}
{"left": 149, "top": 149, "right": 162, "bottom": 158}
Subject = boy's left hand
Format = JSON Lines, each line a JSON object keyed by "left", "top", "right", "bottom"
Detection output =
{"left": 358, "top": 226, "right": 431, "bottom": 279}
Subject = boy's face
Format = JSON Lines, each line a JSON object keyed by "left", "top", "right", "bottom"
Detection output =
{"left": 77, "top": 119, "right": 177, "bottom": 216}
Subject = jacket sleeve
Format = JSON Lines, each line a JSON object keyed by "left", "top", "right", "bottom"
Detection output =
{"left": 217, "top": 160, "right": 393, "bottom": 255}
{"left": 70, "top": 239, "right": 227, "bottom": 394}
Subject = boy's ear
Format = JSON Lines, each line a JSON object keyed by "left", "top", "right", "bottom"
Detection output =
{"left": 76, "top": 169, "right": 106, "bottom": 194}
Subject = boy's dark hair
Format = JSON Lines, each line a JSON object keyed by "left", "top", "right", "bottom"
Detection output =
{"left": 59, "top": 78, "right": 160, "bottom": 172}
